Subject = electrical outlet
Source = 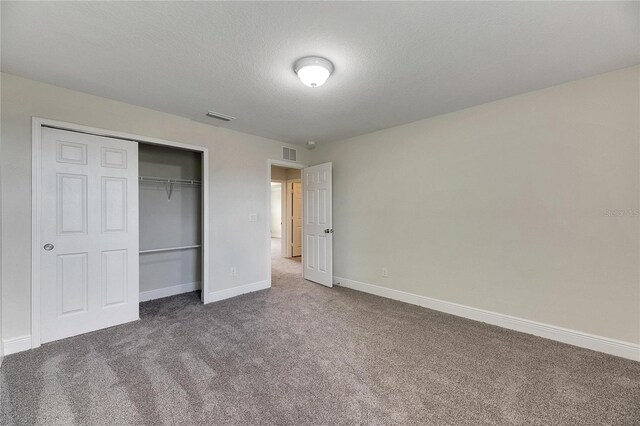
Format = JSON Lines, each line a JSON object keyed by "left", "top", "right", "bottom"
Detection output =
{"left": 248, "top": 214, "right": 258, "bottom": 222}
{"left": 382, "top": 268, "right": 389, "bottom": 278}
{"left": 230, "top": 267, "right": 237, "bottom": 276}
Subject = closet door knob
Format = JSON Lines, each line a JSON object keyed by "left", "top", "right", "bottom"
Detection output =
{"left": 44, "top": 243, "right": 54, "bottom": 251}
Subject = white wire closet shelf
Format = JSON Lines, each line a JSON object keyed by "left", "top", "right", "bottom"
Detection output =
{"left": 138, "top": 176, "right": 201, "bottom": 185}
{"left": 139, "top": 175, "right": 201, "bottom": 200}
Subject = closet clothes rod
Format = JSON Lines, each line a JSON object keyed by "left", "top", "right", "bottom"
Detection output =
{"left": 138, "top": 176, "right": 201, "bottom": 185}
{"left": 139, "top": 244, "right": 202, "bottom": 254}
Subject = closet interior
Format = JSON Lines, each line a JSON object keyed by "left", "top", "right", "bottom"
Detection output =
{"left": 138, "top": 143, "right": 203, "bottom": 302}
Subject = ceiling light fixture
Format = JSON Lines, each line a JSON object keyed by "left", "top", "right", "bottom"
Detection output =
{"left": 294, "top": 56, "right": 334, "bottom": 88}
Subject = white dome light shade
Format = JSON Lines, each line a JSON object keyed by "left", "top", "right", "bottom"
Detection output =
{"left": 294, "top": 57, "right": 334, "bottom": 88}
{"left": 297, "top": 65, "right": 330, "bottom": 88}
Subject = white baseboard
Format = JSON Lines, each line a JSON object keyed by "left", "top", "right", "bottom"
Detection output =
{"left": 4, "top": 281, "right": 269, "bottom": 356}
{"left": 3, "top": 335, "right": 32, "bottom": 356}
{"left": 334, "top": 276, "right": 640, "bottom": 362}
{"left": 205, "top": 280, "right": 270, "bottom": 303}
{"left": 139, "top": 281, "right": 201, "bottom": 302}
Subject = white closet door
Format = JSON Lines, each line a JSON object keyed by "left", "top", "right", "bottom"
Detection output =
{"left": 302, "top": 162, "right": 333, "bottom": 287}
{"left": 40, "top": 128, "right": 139, "bottom": 344}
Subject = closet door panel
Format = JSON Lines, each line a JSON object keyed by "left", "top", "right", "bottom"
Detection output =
{"left": 102, "top": 249, "right": 129, "bottom": 307}
{"left": 57, "top": 173, "right": 88, "bottom": 235}
{"left": 40, "top": 127, "right": 139, "bottom": 344}
{"left": 102, "top": 177, "right": 128, "bottom": 233}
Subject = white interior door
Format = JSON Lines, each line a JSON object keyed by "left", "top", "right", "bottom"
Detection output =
{"left": 40, "top": 127, "right": 139, "bottom": 344}
{"left": 302, "top": 163, "right": 333, "bottom": 287}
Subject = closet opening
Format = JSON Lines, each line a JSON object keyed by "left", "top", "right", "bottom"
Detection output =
{"left": 138, "top": 143, "right": 204, "bottom": 303}
{"left": 270, "top": 164, "right": 303, "bottom": 279}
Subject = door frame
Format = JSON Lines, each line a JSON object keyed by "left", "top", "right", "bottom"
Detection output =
{"left": 31, "top": 117, "right": 210, "bottom": 349}
{"left": 267, "top": 159, "right": 305, "bottom": 285}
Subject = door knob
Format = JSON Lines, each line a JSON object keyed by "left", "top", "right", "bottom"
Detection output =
{"left": 324, "top": 229, "right": 333, "bottom": 233}
{"left": 43, "top": 243, "right": 54, "bottom": 251}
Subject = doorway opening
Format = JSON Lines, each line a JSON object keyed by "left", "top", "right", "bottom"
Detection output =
{"left": 269, "top": 164, "right": 303, "bottom": 282}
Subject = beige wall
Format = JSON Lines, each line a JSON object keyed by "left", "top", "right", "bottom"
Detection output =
{"left": 271, "top": 165, "right": 301, "bottom": 181}
{"left": 286, "top": 168, "right": 301, "bottom": 180}
{"left": 313, "top": 66, "right": 640, "bottom": 344}
{"left": 2, "top": 66, "right": 639, "bottom": 348}
{"left": 271, "top": 165, "right": 288, "bottom": 181}
{"left": 0, "top": 72, "right": 310, "bottom": 342}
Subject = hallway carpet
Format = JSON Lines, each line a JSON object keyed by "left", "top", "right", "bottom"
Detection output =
{"left": 1, "top": 244, "right": 639, "bottom": 424}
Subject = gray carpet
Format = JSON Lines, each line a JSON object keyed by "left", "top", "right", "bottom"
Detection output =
{"left": 1, "top": 240, "right": 639, "bottom": 425}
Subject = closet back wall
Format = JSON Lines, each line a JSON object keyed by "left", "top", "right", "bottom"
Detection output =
{"left": 139, "top": 145, "right": 202, "bottom": 296}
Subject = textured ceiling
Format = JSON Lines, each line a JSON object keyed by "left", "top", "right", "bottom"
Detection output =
{"left": 2, "top": 2, "right": 639, "bottom": 145}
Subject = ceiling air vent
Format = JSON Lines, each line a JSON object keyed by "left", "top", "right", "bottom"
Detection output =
{"left": 282, "top": 147, "right": 297, "bottom": 162}
{"left": 205, "top": 111, "right": 236, "bottom": 122}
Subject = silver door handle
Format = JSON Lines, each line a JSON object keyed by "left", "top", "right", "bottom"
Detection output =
{"left": 43, "top": 243, "right": 54, "bottom": 251}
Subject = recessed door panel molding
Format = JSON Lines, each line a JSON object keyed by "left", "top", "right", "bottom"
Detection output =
{"left": 101, "top": 147, "right": 127, "bottom": 169}
{"left": 57, "top": 173, "right": 88, "bottom": 235}
{"left": 306, "top": 189, "right": 315, "bottom": 224}
{"left": 102, "top": 249, "right": 128, "bottom": 307}
{"left": 56, "top": 140, "right": 87, "bottom": 165}
{"left": 102, "top": 177, "right": 127, "bottom": 232}
{"left": 306, "top": 235, "right": 316, "bottom": 269}
{"left": 317, "top": 236, "right": 327, "bottom": 272}
{"left": 305, "top": 170, "right": 315, "bottom": 186}
{"left": 318, "top": 188, "right": 327, "bottom": 225}
{"left": 302, "top": 162, "right": 333, "bottom": 287}
{"left": 40, "top": 127, "right": 139, "bottom": 344}
{"left": 57, "top": 252, "right": 88, "bottom": 316}
{"left": 319, "top": 169, "right": 328, "bottom": 184}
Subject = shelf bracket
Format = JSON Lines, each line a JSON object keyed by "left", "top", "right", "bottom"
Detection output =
{"left": 165, "top": 181, "right": 174, "bottom": 201}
